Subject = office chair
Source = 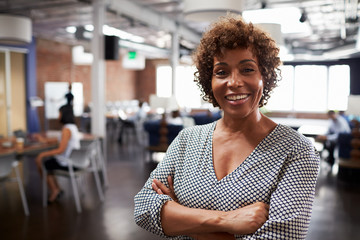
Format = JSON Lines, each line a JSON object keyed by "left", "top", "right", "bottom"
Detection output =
{"left": 0, "top": 153, "right": 29, "bottom": 216}
{"left": 42, "top": 141, "right": 105, "bottom": 213}
{"left": 79, "top": 138, "right": 109, "bottom": 187}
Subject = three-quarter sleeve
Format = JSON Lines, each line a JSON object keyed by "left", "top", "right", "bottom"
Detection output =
{"left": 134, "top": 132, "right": 183, "bottom": 239}
{"left": 245, "top": 138, "right": 320, "bottom": 240}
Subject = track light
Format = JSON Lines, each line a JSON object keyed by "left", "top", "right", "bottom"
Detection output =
{"left": 299, "top": 10, "right": 307, "bottom": 23}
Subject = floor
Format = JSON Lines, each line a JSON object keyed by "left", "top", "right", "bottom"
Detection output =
{"left": 1, "top": 127, "right": 360, "bottom": 240}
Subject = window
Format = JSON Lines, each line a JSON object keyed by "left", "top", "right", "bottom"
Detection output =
{"left": 174, "top": 66, "right": 202, "bottom": 109}
{"left": 156, "top": 66, "right": 172, "bottom": 97}
{"left": 266, "top": 65, "right": 294, "bottom": 111}
{"left": 156, "top": 65, "right": 202, "bottom": 109}
{"left": 328, "top": 65, "right": 350, "bottom": 111}
{"left": 266, "top": 64, "right": 350, "bottom": 112}
{"left": 294, "top": 65, "right": 328, "bottom": 112}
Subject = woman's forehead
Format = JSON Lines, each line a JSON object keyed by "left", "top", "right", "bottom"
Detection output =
{"left": 213, "top": 47, "right": 258, "bottom": 63}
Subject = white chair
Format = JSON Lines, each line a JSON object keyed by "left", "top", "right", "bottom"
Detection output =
{"left": 80, "top": 138, "right": 109, "bottom": 187}
{"left": 0, "top": 153, "right": 29, "bottom": 216}
{"left": 42, "top": 141, "right": 105, "bottom": 213}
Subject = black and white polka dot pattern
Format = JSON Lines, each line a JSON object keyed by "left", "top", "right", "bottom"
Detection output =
{"left": 134, "top": 122, "right": 320, "bottom": 239}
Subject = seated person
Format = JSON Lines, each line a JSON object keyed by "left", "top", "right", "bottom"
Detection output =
{"left": 316, "top": 110, "right": 351, "bottom": 167}
{"left": 166, "top": 110, "right": 183, "bottom": 125}
{"left": 35, "top": 104, "right": 80, "bottom": 203}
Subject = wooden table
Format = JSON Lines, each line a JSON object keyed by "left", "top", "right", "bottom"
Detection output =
{"left": 0, "top": 138, "right": 58, "bottom": 158}
{"left": 0, "top": 131, "right": 100, "bottom": 184}
{"left": 1, "top": 131, "right": 100, "bottom": 158}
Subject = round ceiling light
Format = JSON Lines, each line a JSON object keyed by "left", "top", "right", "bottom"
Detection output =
{"left": 0, "top": 14, "right": 32, "bottom": 45}
{"left": 183, "top": 0, "right": 244, "bottom": 22}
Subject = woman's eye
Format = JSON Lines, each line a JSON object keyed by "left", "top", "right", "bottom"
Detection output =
{"left": 243, "top": 68, "right": 255, "bottom": 73}
{"left": 214, "top": 70, "right": 227, "bottom": 76}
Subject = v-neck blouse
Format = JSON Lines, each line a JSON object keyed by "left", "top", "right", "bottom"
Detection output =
{"left": 134, "top": 121, "right": 320, "bottom": 240}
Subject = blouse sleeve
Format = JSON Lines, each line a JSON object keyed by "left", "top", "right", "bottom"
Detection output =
{"left": 134, "top": 131, "right": 184, "bottom": 239}
{"left": 243, "top": 138, "right": 320, "bottom": 240}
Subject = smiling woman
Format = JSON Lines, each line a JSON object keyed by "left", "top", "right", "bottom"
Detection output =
{"left": 134, "top": 14, "right": 320, "bottom": 240}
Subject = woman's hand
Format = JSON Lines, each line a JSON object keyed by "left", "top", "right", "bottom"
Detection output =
{"left": 316, "top": 135, "right": 327, "bottom": 142}
{"left": 152, "top": 176, "right": 178, "bottom": 202}
{"left": 32, "top": 133, "right": 47, "bottom": 143}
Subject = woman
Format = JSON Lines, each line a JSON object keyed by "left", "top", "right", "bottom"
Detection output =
{"left": 134, "top": 15, "right": 320, "bottom": 239}
{"left": 35, "top": 104, "right": 80, "bottom": 203}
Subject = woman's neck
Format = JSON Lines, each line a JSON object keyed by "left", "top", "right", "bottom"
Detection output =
{"left": 219, "top": 110, "right": 263, "bottom": 133}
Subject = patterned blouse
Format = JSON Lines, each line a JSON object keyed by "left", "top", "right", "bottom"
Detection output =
{"left": 134, "top": 122, "right": 320, "bottom": 239}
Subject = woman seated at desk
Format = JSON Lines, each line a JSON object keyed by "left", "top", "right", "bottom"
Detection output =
{"left": 35, "top": 104, "right": 80, "bottom": 203}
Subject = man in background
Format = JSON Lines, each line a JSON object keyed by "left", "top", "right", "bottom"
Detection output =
{"left": 317, "top": 110, "right": 351, "bottom": 168}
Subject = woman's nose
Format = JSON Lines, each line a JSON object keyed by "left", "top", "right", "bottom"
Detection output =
{"left": 227, "top": 73, "right": 243, "bottom": 88}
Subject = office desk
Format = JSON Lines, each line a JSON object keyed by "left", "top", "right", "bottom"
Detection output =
{"left": 0, "top": 137, "right": 58, "bottom": 184}
{"left": 0, "top": 138, "right": 58, "bottom": 157}
{"left": 1, "top": 132, "right": 100, "bottom": 184}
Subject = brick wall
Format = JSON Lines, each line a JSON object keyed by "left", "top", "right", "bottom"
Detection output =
{"left": 36, "top": 38, "right": 157, "bottom": 130}
{"left": 136, "top": 59, "right": 157, "bottom": 102}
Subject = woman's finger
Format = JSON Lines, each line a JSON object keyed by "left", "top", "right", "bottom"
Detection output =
{"left": 153, "top": 179, "right": 170, "bottom": 194}
{"left": 151, "top": 182, "right": 163, "bottom": 194}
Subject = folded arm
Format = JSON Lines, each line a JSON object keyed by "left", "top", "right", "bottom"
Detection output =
{"left": 152, "top": 177, "right": 269, "bottom": 238}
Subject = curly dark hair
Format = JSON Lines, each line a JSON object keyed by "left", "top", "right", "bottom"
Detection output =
{"left": 193, "top": 14, "right": 282, "bottom": 108}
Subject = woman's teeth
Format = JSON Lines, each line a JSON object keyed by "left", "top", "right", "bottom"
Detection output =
{"left": 226, "top": 94, "right": 248, "bottom": 101}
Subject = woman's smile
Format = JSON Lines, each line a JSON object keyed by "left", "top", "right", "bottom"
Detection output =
{"left": 225, "top": 93, "right": 250, "bottom": 101}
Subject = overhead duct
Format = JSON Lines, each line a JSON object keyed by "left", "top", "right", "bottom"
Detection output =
{"left": 107, "top": 0, "right": 201, "bottom": 44}
{"left": 0, "top": 14, "right": 32, "bottom": 45}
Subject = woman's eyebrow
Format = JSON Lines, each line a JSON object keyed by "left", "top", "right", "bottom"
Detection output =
{"left": 214, "top": 59, "right": 257, "bottom": 67}
{"left": 213, "top": 61, "right": 227, "bottom": 66}
{"left": 239, "top": 59, "right": 257, "bottom": 64}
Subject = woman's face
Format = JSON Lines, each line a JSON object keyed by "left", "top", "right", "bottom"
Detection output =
{"left": 211, "top": 47, "right": 263, "bottom": 120}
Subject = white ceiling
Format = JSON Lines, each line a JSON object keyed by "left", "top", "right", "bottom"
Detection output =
{"left": 1, "top": 0, "right": 360, "bottom": 61}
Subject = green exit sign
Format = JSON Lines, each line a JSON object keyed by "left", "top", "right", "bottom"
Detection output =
{"left": 128, "top": 51, "right": 137, "bottom": 59}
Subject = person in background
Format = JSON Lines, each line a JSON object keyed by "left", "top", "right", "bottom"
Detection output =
{"left": 134, "top": 14, "right": 320, "bottom": 239}
{"left": 65, "top": 83, "right": 74, "bottom": 106}
{"left": 166, "top": 110, "right": 183, "bottom": 125}
{"left": 317, "top": 110, "right": 351, "bottom": 168}
{"left": 339, "top": 110, "right": 354, "bottom": 129}
{"left": 35, "top": 104, "right": 80, "bottom": 203}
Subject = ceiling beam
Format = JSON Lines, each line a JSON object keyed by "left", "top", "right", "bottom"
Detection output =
{"left": 107, "top": 0, "right": 201, "bottom": 44}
